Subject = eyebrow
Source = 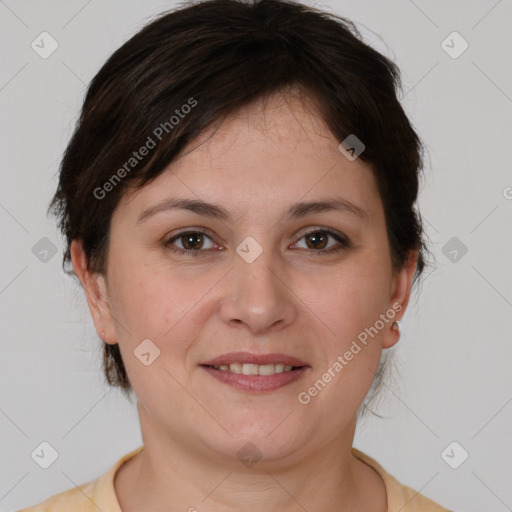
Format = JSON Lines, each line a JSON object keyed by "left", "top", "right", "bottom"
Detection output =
{"left": 137, "top": 196, "right": 368, "bottom": 223}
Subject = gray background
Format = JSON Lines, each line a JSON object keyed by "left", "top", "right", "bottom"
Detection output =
{"left": 1, "top": 1, "right": 511, "bottom": 510}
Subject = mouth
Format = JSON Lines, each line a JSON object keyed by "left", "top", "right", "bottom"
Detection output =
{"left": 199, "top": 352, "right": 310, "bottom": 392}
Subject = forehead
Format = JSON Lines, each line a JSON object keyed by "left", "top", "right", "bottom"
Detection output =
{"left": 116, "top": 92, "right": 381, "bottom": 223}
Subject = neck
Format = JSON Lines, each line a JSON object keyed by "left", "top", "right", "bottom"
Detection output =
{"left": 115, "top": 404, "right": 386, "bottom": 512}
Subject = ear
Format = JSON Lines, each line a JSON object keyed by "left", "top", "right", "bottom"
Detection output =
{"left": 70, "top": 240, "right": 117, "bottom": 345}
{"left": 381, "top": 247, "right": 419, "bottom": 349}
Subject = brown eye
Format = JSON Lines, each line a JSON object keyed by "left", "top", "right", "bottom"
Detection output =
{"left": 304, "top": 231, "right": 329, "bottom": 250}
{"left": 165, "top": 230, "right": 216, "bottom": 255}
{"left": 293, "top": 228, "right": 350, "bottom": 254}
{"left": 181, "top": 232, "right": 204, "bottom": 250}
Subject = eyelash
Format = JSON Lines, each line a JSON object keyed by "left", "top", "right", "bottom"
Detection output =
{"left": 164, "top": 227, "right": 350, "bottom": 257}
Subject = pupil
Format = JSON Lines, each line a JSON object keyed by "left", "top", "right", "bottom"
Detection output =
{"left": 183, "top": 233, "right": 202, "bottom": 250}
{"left": 307, "top": 232, "right": 327, "bottom": 250}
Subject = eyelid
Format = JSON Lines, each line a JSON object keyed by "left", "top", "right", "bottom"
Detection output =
{"left": 165, "top": 227, "right": 217, "bottom": 247}
{"left": 168, "top": 226, "right": 212, "bottom": 238}
{"left": 296, "top": 225, "right": 344, "bottom": 238}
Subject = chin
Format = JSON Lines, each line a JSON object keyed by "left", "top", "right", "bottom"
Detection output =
{"left": 205, "top": 415, "right": 306, "bottom": 464}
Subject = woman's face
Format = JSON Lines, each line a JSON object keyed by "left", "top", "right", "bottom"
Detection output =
{"left": 74, "top": 92, "right": 417, "bottom": 466}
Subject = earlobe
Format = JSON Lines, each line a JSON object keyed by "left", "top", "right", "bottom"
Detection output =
{"left": 382, "top": 316, "right": 402, "bottom": 350}
{"left": 70, "top": 240, "right": 117, "bottom": 345}
{"left": 382, "top": 248, "right": 419, "bottom": 349}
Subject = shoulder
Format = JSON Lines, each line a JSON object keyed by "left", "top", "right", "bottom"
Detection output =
{"left": 16, "top": 479, "right": 99, "bottom": 512}
{"left": 352, "top": 448, "right": 452, "bottom": 512}
{"left": 16, "top": 445, "right": 145, "bottom": 512}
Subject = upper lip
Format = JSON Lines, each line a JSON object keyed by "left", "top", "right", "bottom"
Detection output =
{"left": 201, "top": 352, "right": 309, "bottom": 367}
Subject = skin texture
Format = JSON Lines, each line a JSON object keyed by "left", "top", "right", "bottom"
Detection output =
{"left": 71, "top": 91, "right": 418, "bottom": 512}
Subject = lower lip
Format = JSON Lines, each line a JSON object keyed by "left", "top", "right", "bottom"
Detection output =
{"left": 200, "top": 366, "right": 309, "bottom": 392}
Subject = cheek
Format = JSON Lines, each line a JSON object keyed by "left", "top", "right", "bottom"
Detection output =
{"left": 303, "top": 260, "right": 390, "bottom": 399}
{"left": 108, "top": 253, "right": 195, "bottom": 337}
{"left": 109, "top": 271, "right": 201, "bottom": 399}
{"left": 312, "top": 263, "right": 390, "bottom": 340}
{"left": 108, "top": 263, "right": 221, "bottom": 389}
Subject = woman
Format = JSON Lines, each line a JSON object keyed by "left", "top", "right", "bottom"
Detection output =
{"left": 19, "top": 0, "right": 450, "bottom": 510}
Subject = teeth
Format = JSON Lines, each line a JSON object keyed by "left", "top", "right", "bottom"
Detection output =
{"left": 242, "top": 364, "right": 259, "bottom": 375}
{"left": 229, "top": 363, "right": 242, "bottom": 374}
{"left": 212, "top": 363, "right": 298, "bottom": 375}
{"left": 258, "top": 364, "right": 275, "bottom": 376}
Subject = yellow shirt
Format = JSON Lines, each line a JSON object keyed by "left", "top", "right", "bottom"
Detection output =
{"left": 18, "top": 445, "right": 451, "bottom": 511}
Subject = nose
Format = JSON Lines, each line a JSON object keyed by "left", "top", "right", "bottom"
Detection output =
{"left": 219, "top": 246, "right": 297, "bottom": 336}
